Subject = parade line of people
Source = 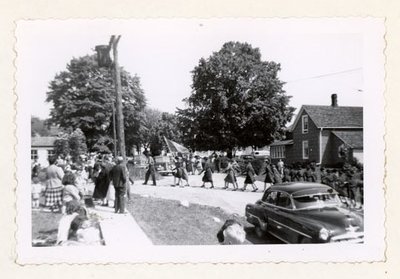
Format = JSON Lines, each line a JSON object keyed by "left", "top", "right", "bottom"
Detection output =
{"left": 31, "top": 151, "right": 364, "bottom": 215}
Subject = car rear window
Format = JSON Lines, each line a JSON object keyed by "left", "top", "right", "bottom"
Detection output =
{"left": 293, "top": 193, "right": 340, "bottom": 209}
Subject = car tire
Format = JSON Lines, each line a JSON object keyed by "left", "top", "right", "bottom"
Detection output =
{"left": 255, "top": 225, "right": 266, "bottom": 238}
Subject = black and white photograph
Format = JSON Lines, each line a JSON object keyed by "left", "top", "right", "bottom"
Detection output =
{"left": 15, "top": 18, "right": 385, "bottom": 263}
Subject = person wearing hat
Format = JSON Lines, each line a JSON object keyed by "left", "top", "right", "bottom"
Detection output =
{"left": 263, "top": 159, "right": 275, "bottom": 191}
{"left": 110, "top": 156, "right": 127, "bottom": 214}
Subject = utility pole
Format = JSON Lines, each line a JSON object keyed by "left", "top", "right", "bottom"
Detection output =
{"left": 95, "top": 35, "right": 126, "bottom": 161}
{"left": 112, "top": 102, "right": 118, "bottom": 158}
{"left": 110, "top": 35, "right": 126, "bottom": 161}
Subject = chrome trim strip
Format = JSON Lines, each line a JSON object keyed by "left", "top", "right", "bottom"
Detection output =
{"left": 268, "top": 231, "right": 290, "bottom": 244}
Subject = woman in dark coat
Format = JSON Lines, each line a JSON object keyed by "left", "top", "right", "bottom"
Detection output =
{"left": 241, "top": 160, "right": 258, "bottom": 192}
{"left": 92, "top": 163, "right": 110, "bottom": 205}
{"left": 263, "top": 160, "right": 275, "bottom": 191}
{"left": 172, "top": 158, "right": 183, "bottom": 186}
{"left": 199, "top": 157, "right": 214, "bottom": 189}
{"left": 223, "top": 160, "right": 239, "bottom": 191}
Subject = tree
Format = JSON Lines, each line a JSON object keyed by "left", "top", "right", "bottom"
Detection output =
{"left": 53, "top": 129, "right": 88, "bottom": 162}
{"left": 140, "top": 108, "right": 183, "bottom": 156}
{"left": 54, "top": 133, "right": 70, "bottom": 158}
{"left": 68, "top": 128, "right": 88, "bottom": 162}
{"left": 31, "top": 116, "right": 51, "bottom": 137}
{"left": 177, "top": 41, "right": 294, "bottom": 154}
{"left": 46, "top": 55, "right": 146, "bottom": 152}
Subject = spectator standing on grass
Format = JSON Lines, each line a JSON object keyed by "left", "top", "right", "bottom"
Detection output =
{"left": 263, "top": 159, "right": 275, "bottom": 191}
{"left": 31, "top": 176, "right": 43, "bottom": 209}
{"left": 110, "top": 156, "right": 127, "bottom": 214}
{"left": 241, "top": 160, "right": 258, "bottom": 192}
{"left": 44, "top": 156, "right": 65, "bottom": 212}
{"left": 199, "top": 157, "right": 214, "bottom": 189}
{"left": 143, "top": 152, "right": 156, "bottom": 186}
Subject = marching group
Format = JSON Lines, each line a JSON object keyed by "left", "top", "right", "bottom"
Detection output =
{"left": 31, "top": 151, "right": 364, "bottom": 215}
{"left": 143, "top": 153, "right": 364, "bottom": 208}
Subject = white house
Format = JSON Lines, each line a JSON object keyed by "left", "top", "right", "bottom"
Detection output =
{"left": 31, "top": 136, "right": 57, "bottom": 167}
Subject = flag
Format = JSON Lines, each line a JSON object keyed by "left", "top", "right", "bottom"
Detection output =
{"left": 163, "top": 137, "right": 189, "bottom": 154}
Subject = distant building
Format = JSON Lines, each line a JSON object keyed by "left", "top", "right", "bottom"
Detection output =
{"left": 31, "top": 136, "right": 57, "bottom": 167}
{"left": 270, "top": 94, "right": 363, "bottom": 167}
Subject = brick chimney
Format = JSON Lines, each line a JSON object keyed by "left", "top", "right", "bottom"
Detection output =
{"left": 331, "top": 94, "right": 338, "bottom": 107}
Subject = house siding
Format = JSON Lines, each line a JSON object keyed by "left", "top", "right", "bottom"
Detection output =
{"left": 270, "top": 144, "right": 294, "bottom": 165}
{"left": 291, "top": 111, "right": 320, "bottom": 164}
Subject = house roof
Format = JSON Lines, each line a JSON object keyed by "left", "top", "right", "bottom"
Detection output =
{"left": 331, "top": 131, "right": 363, "bottom": 149}
{"left": 290, "top": 105, "right": 363, "bottom": 131}
{"left": 31, "top": 136, "right": 57, "bottom": 147}
{"left": 270, "top": 139, "right": 294, "bottom": 146}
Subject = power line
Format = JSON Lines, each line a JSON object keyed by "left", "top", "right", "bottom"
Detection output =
{"left": 285, "top": 67, "right": 362, "bottom": 83}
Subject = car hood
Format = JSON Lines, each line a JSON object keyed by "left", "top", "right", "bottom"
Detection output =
{"left": 294, "top": 206, "right": 364, "bottom": 235}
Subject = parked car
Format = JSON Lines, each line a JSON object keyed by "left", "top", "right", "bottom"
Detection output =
{"left": 154, "top": 155, "right": 175, "bottom": 176}
{"left": 253, "top": 150, "right": 270, "bottom": 159}
{"left": 245, "top": 182, "right": 364, "bottom": 244}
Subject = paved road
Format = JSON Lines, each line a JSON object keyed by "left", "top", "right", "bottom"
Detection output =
{"left": 131, "top": 173, "right": 282, "bottom": 244}
{"left": 131, "top": 173, "right": 264, "bottom": 216}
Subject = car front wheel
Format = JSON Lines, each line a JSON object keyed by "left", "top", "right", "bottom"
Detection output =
{"left": 254, "top": 226, "right": 266, "bottom": 238}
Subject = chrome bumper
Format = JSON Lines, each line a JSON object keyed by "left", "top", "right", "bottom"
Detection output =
{"left": 330, "top": 232, "right": 364, "bottom": 243}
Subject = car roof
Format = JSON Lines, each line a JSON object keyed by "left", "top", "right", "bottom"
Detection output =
{"left": 267, "top": 182, "right": 336, "bottom": 197}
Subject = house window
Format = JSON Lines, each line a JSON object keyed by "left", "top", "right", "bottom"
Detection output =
{"left": 271, "top": 146, "right": 285, "bottom": 159}
{"left": 31, "top": 149, "right": 38, "bottom": 160}
{"left": 302, "top": 115, "right": 309, "bottom": 134}
{"left": 302, "top": 140, "right": 309, "bottom": 160}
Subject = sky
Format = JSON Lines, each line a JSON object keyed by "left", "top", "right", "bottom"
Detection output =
{"left": 16, "top": 19, "right": 363, "bottom": 121}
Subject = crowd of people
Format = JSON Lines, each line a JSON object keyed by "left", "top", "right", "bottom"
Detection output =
{"left": 31, "top": 151, "right": 364, "bottom": 215}
{"left": 31, "top": 153, "right": 132, "bottom": 214}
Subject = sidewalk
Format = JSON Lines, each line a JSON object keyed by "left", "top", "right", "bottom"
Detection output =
{"left": 92, "top": 205, "right": 153, "bottom": 247}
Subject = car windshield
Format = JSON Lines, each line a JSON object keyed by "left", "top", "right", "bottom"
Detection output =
{"left": 292, "top": 193, "right": 341, "bottom": 209}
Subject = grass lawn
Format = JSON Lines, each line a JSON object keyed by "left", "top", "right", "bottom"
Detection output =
{"left": 126, "top": 194, "right": 268, "bottom": 245}
{"left": 31, "top": 210, "right": 63, "bottom": 246}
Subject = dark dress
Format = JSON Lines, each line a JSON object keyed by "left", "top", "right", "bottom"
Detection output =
{"left": 244, "top": 162, "right": 256, "bottom": 184}
{"left": 92, "top": 167, "right": 110, "bottom": 199}
{"left": 202, "top": 162, "right": 213, "bottom": 182}
{"left": 174, "top": 161, "right": 183, "bottom": 178}
{"left": 264, "top": 164, "right": 275, "bottom": 184}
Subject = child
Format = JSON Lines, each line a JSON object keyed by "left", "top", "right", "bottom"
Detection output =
{"left": 31, "top": 177, "right": 43, "bottom": 209}
{"left": 61, "top": 172, "right": 82, "bottom": 214}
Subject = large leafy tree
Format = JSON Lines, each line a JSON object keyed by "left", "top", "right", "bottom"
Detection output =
{"left": 53, "top": 128, "right": 88, "bottom": 162}
{"left": 177, "top": 41, "right": 294, "bottom": 153}
{"left": 141, "top": 108, "right": 183, "bottom": 156}
{"left": 46, "top": 55, "right": 146, "bottom": 152}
